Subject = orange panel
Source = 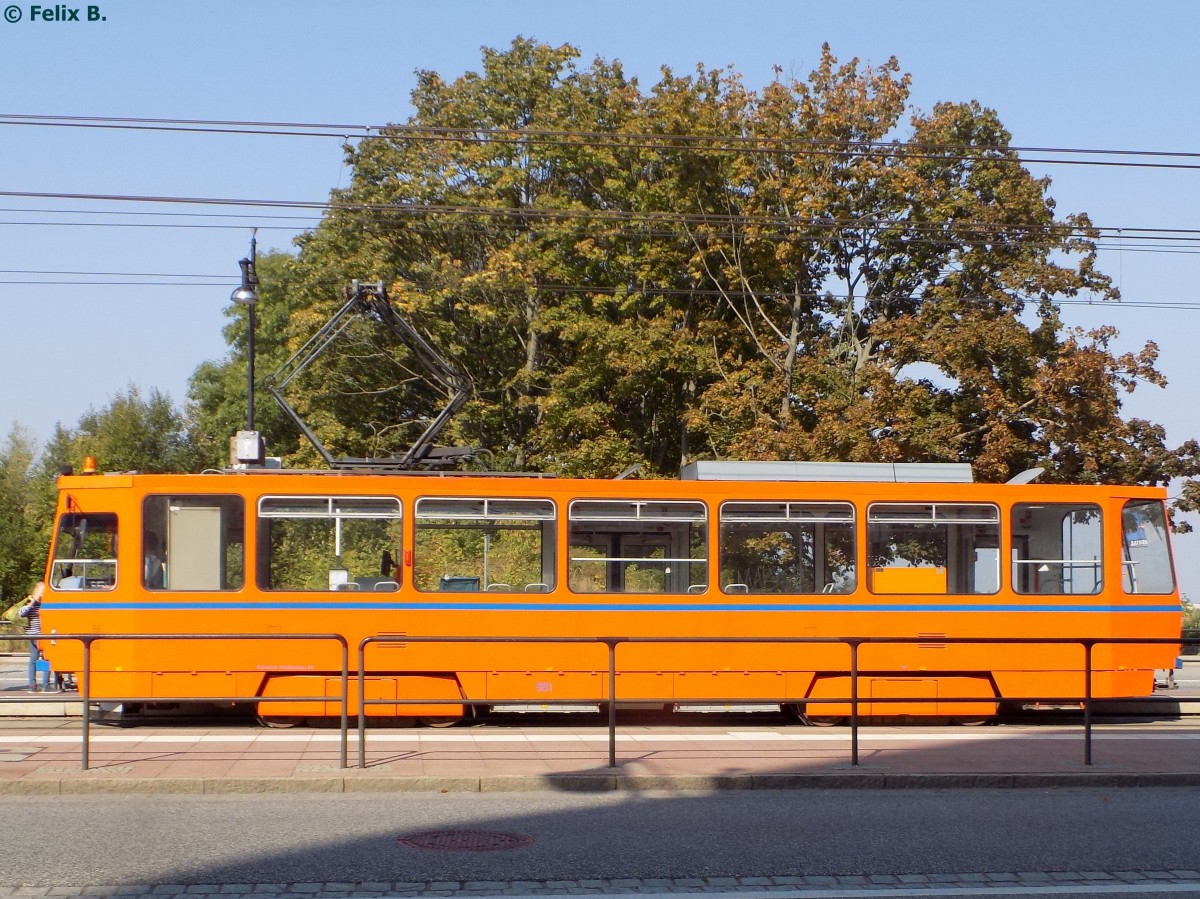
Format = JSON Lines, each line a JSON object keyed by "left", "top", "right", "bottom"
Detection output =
{"left": 808, "top": 675, "right": 997, "bottom": 717}
{"left": 673, "top": 671, "right": 790, "bottom": 701}
{"left": 149, "top": 672, "right": 238, "bottom": 699}
{"left": 393, "top": 674, "right": 465, "bottom": 718}
{"left": 611, "top": 671, "right": 669, "bottom": 702}
{"left": 871, "top": 567, "right": 947, "bottom": 594}
{"left": 868, "top": 677, "right": 937, "bottom": 716}
{"left": 486, "top": 671, "right": 602, "bottom": 703}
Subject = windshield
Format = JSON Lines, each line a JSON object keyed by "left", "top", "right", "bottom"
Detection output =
{"left": 51, "top": 512, "right": 118, "bottom": 590}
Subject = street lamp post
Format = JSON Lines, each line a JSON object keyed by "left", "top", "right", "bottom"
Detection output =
{"left": 230, "top": 234, "right": 261, "bottom": 465}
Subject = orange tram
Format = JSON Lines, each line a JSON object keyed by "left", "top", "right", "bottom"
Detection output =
{"left": 39, "top": 459, "right": 1181, "bottom": 724}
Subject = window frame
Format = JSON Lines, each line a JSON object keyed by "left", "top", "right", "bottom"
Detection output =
{"left": 413, "top": 496, "right": 557, "bottom": 594}
{"left": 50, "top": 511, "right": 120, "bottom": 591}
{"left": 256, "top": 494, "right": 403, "bottom": 592}
{"left": 867, "top": 501, "right": 1001, "bottom": 596}
{"left": 718, "top": 500, "right": 856, "bottom": 595}
{"left": 567, "top": 498, "right": 709, "bottom": 595}
{"left": 1010, "top": 501, "right": 1104, "bottom": 596}
{"left": 142, "top": 494, "right": 247, "bottom": 592}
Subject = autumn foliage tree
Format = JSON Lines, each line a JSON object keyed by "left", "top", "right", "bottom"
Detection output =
{"left": 201, "top": 38, "right": 1197, "bottom": 494}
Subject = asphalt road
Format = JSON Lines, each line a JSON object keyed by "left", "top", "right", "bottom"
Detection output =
{"left": 2, "top": 787, "right": 1198, "bottom": 887}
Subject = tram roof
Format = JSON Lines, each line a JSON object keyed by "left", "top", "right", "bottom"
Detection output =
{"left": 679, "top": 461, "right": 975, "bottom": 483}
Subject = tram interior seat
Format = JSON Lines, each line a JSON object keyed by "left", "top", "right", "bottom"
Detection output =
{"left": 485, "top": 583, "right": 511, "bottom": 592}
{"left": 440, "top": 575, "right": 481, "bottom": 592}
{"left": 524, "top": 583, "right": 549, "bottom": 592}
{"left": 687, "top": 584, "right": 707, "bottom": 593}
{"left": 822, "top": 579, "right": 858, "bottom": 594}
{"left": 725, "top": 583, "right": 749, "bottom": 594}
{"left": 353, "top": 576, "right": 398, "bottom": 591}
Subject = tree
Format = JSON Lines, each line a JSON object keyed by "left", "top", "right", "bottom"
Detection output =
{"left": 57, "top": 385, "right": 201, "bottom": 474}
{"left": 0, "top": 426, "right": 53, "bottom": 609}
{"left": 213, "top": 38, "right": 1196, "bottom": 498}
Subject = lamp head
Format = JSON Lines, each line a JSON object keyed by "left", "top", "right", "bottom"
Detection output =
{"left": 231, "top": 257, "right": 258, "bottom": 306}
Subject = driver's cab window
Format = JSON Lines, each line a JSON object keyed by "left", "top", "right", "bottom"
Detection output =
{"left": 51, "top": 512, "right": 118, "bottom": 590}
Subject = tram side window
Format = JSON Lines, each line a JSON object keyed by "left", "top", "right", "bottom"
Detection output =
{"left": 868, "top": 503, "right": 1000, "bottom": 594}
{"left": 1121, "top": 499, "right": 1175, "bottom": 594}
{"left": 142, "top": 496, "right": 245, "bottom": 591}
{"left": 720, "top": 502, "right": 855, "bottom": 594}
{"left": 258, "top": 496, "right": 402, "bottom": 592}
{"left": 51, "top": 512, "right": 118, "bottom": 590}
{"left": 414, "top": 498, "right": 555, "bottom": 593}
{"left": 1011, "top": 502, "right": 1102, "bottom": 594}
{"left": 569, "top": 500, "right": 707, "bottom": 594}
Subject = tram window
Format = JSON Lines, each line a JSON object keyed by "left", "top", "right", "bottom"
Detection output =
{"left": 868, "top": 503, "right": 1000, "bottom": 595}
{"left": 258, "top": 496, "right": 401, "bottom": 592}
{"left": 1011, "top": 502, "right": 1102, "bottom": 595}
{"left": 719, "top": 502, "right": 855, "bottom": 594}
{"left": 142, "top": 496, "right": 245, "bottom": 591}
{"left": 568, "top": 500, "right": 707, "bottom": 594}
{"left": 413, "top": 497, "right": 555, "bottom": 593}
{"left": 50, "top": 512, "right": 118, "bottom": 590}
{"left": 1121, "top": 499, "right": 1175, "bottom": 594}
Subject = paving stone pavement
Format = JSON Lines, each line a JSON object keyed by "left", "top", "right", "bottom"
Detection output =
{"left": 1, "top": 707, "right": 1199, "bottom": 794}
{"left": 2, "top": 870, "right": 1200, "bottom": 897}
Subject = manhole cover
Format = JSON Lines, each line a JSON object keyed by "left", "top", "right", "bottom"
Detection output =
{"left": 398, "top": 830, "right": 533, "bottom": 852}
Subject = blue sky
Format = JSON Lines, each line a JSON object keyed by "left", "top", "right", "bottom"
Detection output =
{"left": 3, "top": 1, "right": 1200, "bottom": 589}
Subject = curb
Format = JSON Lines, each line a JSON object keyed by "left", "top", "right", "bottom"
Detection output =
{"left": 4, "top": 771, "right": 1200, "bottom": 794}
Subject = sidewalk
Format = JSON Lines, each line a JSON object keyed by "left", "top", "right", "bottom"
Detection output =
{"left": 0, "top": 715, "right": 1197, "bottom": 794}
{"left": 2, "top": 653, "right": 1197, "bottom": 794}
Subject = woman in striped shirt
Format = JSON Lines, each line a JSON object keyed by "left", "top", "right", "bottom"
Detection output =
{"left": 18, "top": 582, "right": 51, "bottom": 692}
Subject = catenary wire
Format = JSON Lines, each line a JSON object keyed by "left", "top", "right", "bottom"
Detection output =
{"left": 5, "top": 114, "right": 1200, "bottom": 170}
{"left": 6, "top": 188, "right": 1200, "bottom": 242}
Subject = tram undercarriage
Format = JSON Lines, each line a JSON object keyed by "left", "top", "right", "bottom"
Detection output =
{"left": 73, "top": 664, "right": 1161, "bottom": 727}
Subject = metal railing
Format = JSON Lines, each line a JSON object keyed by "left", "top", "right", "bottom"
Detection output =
{"left": 3, "top": 633, "right": 349, "bottom": 770}
{"left": 0, "top": 631, "right": 1185, "bottom": 772}
{"left": 357, "top": 634, "right": 1186, "bottom": 769}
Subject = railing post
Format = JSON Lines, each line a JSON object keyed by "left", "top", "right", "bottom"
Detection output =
{"left": 357, "top": 638, "right": 368, "bottom": 769}
{"left": 339, "top": 637, "right": 349, "bottom": 770}
{"left": 1083, "top": 640, "right": 1094, "bottom": 766}
{"left": 81, "top": 637, "right": 92, "bottom": 772}
{"left": 605, "top": 638, "right": 619, "bottom": 770}
{"left": 849, "top": 639, "right": 860, "bottom": 767}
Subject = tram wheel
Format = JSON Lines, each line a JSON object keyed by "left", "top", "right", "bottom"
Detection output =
{"left": 800, "top": 706, "right": 846, "bottom": 727}
{"left": 951, "top": 716, "right": 991, "bottom": 726}
{"left": 257, "top": 714, "right": 305, "bottom": 728}
{"left": 417, "top": 716, "right": 462, "bottom": 728}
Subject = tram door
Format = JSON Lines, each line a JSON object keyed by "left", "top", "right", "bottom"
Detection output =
{"left": 166, "top": 504, "right": 223, "bottom": 590}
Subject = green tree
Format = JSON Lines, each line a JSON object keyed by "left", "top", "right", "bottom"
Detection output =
{"left": 52, "top": 385, "right": 201, "bottom": 475}
{"left": 0, "top": 426, "right": 54, "bottom": 609}
{"left": 215, "top": 38, "right": 1196, "bottom": 499}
